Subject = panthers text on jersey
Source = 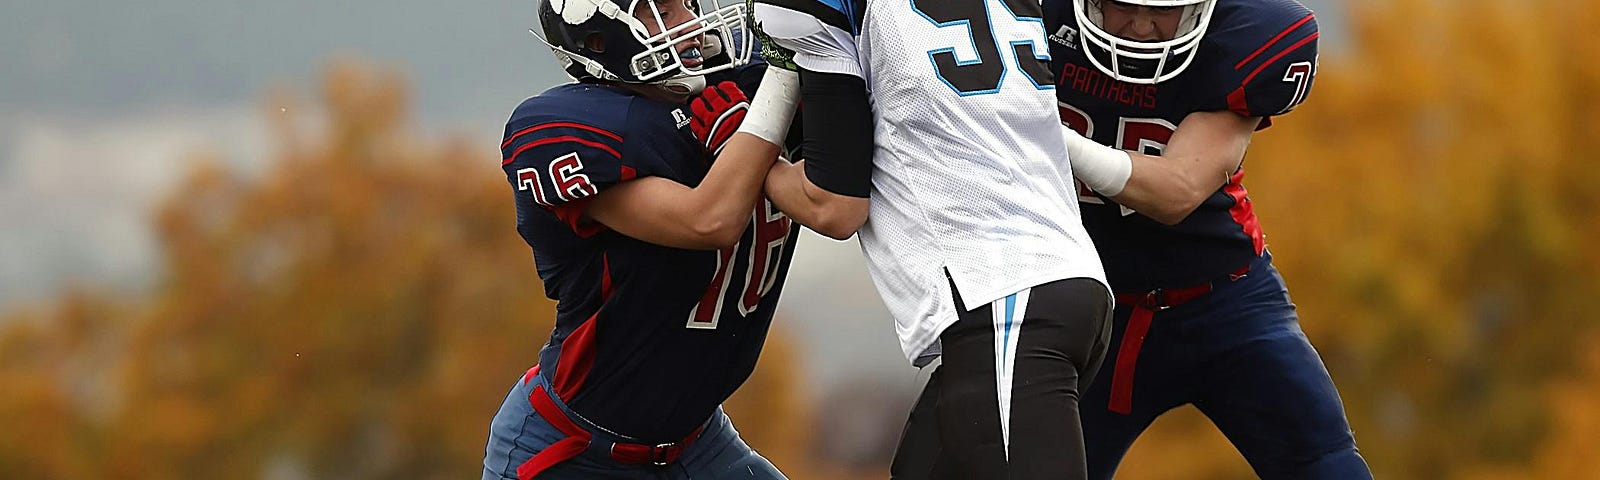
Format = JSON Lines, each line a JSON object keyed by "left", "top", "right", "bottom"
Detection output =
{"left": 1044, "top": 0, "right": 1318, "bottom": 292}
{"left": 754, "top": 0, "right": 1108, "bottom": 364}
{"left": 500, "top": 65, "right": 800, "bottom": 443}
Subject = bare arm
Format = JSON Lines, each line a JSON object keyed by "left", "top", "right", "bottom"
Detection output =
{"left": 585, "top": 70, "right": 801, "bottom": 250}
{"left": 761, "top": 67, "right": 874, "bottom": 240}
{"left": 763, "top": 159, "right": 869, "bottom": 240}
{"left": 1112, "top": 110, "right": 1261, "bottom": 225}
{"left": 585, "top": 133, "right": 782, "bottom": 249}
{"left": 1066, "top": 110, "right": 1261, "bottom": 225}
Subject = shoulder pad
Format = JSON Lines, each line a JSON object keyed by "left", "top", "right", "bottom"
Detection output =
{"left": 1197, "top": 0, "right": 1319, "bottom": 117}
{"left": 501, "top": 89, "right": 680, "bottom": 208}
{"left": 752, "top": 2, "right": 864, "bottom": 77}
{"left": 754, "top": 0, "right": 864, "bottom": 36}
{"left": 502, "top": 119, "right": 632, "bottom": 208}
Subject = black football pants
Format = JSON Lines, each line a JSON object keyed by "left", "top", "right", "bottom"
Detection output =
{"left": 891, "top": 277, "right": 1113, "bottom": 480}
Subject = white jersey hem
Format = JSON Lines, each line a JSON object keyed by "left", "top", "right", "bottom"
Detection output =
{"left": 895, "top": 269, "right": 1110, "bottom": 365}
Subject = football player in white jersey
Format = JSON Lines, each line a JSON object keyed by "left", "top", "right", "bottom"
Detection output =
{"left": 713, "top": 0, "right": 1115, "bottom": 476}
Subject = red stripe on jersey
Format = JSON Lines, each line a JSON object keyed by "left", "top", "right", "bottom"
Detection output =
{"left": 502, "top": 136, "right": 621, "bottom": 165}
{"left": 1234, "top": 13, "right": 1316, "bottom": 71}
{"left": 601, "top": 254, "right": 614, "bottom": 298}
{"left": 1227, "top": 91, "right": 1279, "bottom": 129}
{"left": 620, "top": 165, "right": 637, "bottom": 181}
{"left": 1227, "top": 87, "right": 1250, "bottom": 116}
{"left": 551, "top": 255, "right": 613, "bottom": 400}
{"left": 551, "top": 314, "right": 598, "bottom": 400}
{"left": 503, "top": 121, "right": 623, "bottom": 149}
{"left": 548, "top": 197, "right": 606, "bottom": 238}
{"left": 1239, "top": 32, "right": 1320, "bottom": 87}
{"left": 1223, "top": 168, "right": 1265, "bottom": 255}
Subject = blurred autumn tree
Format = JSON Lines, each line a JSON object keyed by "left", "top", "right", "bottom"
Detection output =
{"left": 5, "top": 0, "right": 1600, "bottom": 478}
{"left": 0, "top": 60, "right": 811, "bottom": 479}
{"left": 1117, "top": 0, "right": 1600, "bottom": 479}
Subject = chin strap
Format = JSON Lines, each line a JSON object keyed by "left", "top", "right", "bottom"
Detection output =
{"left": 530, "top": 29, "right": 624, "bottom": 82}
{"left": 531, "top": 27, "right": 705, "bottom": 93}
{"left": 658, "top": 75, "right": 707, "bottom": 96}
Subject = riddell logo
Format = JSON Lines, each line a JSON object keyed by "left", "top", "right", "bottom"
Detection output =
{"left": 1049, "top": 24, "right": 1078, "bottom": 49}
{"left": 671, "top": 108, "right": 691, "bottom": 129}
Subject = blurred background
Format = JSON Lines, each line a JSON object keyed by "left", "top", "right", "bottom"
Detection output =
{"left": 2, "top": 0, "right": 1597, "bottom": 478}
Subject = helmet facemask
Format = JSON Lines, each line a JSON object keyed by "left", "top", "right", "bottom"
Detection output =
{"left": 1073, "top": 0, "right": 1216, "bottom": 84}
{"left": 629, "top": 0, "right": 752, "bottom": 82}
{"left": 536, "top": 0, "right": 753, "bottom": 91}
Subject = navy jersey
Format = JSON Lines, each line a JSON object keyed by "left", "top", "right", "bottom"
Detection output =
{"left": 1044, "top": 0, "right": 1318, "bottom": 292}
{"left": 500, "top": 66, "right": 800, "bottom": 443}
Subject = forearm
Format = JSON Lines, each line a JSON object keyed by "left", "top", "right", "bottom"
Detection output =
{"left": 761, "top": 68, "right": 874, "bottom": 239}
{"left": 1063, "top": 111, "right": 1257, "bottom": 225}
{"left": 764, "top": 160, "right": 868, "bottom": 240}
{"left": 1060, "top": 126, "right": 1198, "bottom": 222}
{"left": 763, "top": 160, "right": 815, "bottom": 227}
{"left": 686, "top": 67, "right": 804, "bottom": 242}
{"left": 689, "top": 134, "right": 785, "bottom": 238}
{"left": 589, "top": 69, "right": 801, "bottom": 249}
{"left": 1110, "top": 153, "right": 1223, "bottom": 225}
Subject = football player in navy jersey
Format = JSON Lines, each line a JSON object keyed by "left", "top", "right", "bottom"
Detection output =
{"left": 477, "top": 0, "right": 807, "bottom": 477}
{"left": 1042, "top": 0, "right": 1373, "bottom": 478}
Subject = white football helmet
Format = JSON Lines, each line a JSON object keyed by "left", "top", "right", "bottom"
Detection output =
{"left": 1073, "top": 0, "right": 1217, "bottom": 84}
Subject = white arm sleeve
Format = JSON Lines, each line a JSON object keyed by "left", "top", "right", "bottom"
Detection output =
{"left": 1061, "top": 124, "right": 1132, "bottom": 197}
{"left": 735, "top": 68, "right": 801, "bottom": 147}
{"left": 752, "top": 3, "right": 864, "bottom": 78}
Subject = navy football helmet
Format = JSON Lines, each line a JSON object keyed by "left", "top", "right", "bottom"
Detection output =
{"left": 537, "top": 0, "right": 751, "bottom": 92}
{"left": 1074, "top": 0, "right": 1216, "bottom": 84}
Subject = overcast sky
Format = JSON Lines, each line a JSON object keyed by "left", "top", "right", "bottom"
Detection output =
{"left": 0, "top": 0, "right": 565, "bottom": 127}
{"left": 0, "top": 0, "right": 1344, "bottom": 391}
{"left": 0, "top": 0, "right": 1342, "bottom": 127}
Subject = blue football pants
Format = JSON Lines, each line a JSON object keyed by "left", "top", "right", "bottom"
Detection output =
{"left": 1082, "top": 255, "right": 1372, "bottom": 480}
{"left": 481, "top": 372, "right": 786, "bottom": 480}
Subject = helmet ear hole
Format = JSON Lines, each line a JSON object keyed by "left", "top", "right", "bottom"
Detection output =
{"left": 585, "top": 32, "right": 607, "bottom": 53}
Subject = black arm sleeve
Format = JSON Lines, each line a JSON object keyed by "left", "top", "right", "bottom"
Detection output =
{"left": 799, "top": 68, "right": 874, "bottom": 198}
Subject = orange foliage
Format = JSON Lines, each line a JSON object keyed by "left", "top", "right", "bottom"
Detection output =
{"left": 4, "top": 0, "right": 1600, "bottom": 478}
{"left": 0, "top": 60, "right": 810, "bottom": 478}
{"left": 1116, "top": 0, "right": 1600, "bottom": 479}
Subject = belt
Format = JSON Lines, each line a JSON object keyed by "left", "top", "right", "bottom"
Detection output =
{"left": 513, "top": 366, "right": 706, "bottom": 479}
{"left": 1105, "top": 263, "right": 1251, "bottom": 415}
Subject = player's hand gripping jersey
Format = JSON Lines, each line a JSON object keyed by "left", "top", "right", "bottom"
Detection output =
{"left": 500, "top": 66, "right": 800, "bottom": 443}
{"left": 753, "top": 0, "right": 1107, "bottom": 364}
{"left": 1044, "top": 0, "right": 1318, "bottom": 292}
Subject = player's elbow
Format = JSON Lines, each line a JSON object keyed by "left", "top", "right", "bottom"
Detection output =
{"left": 811, "top": 215, "right": 864, "bottom": 240}
{"left": 1144, "top": 203, "right": 1198, "bottom": 226}
{"left": 687, "top": 216, "right": 748, "bottom": 248}
{"left": 808, "top": 196, "right": 869, "bottom": 240}
{"left": 1144, "top": 183, "right": 1211, "bottom": 225}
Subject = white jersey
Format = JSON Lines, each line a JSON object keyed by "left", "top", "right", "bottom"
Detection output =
{"left": 755, "top": 0, "right": 1107, "bottom": 364}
